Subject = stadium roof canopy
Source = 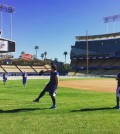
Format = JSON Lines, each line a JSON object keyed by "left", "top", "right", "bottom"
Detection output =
{"left": 75, "top": 32, "right": 120, "bottom": 41}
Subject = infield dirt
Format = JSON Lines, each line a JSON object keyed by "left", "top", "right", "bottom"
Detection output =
{"left": 59, "top": 78, "right": 117, "bottom": 93}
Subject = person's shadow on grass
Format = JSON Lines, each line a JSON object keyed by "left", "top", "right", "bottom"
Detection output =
{"left": 71, "top": 107, "right": 115, "bottom": 112}
{"left": 0, "top": 108, "right": 49, "bottom": 113}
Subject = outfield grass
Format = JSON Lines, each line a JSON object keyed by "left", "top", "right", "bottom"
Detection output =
{"left": 0, "top": 79, "right": 119, "bottom": 134}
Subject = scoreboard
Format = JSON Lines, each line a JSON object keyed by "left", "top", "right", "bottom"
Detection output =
{"left": 0, "top": 38, "right": 15, "bottom": 53}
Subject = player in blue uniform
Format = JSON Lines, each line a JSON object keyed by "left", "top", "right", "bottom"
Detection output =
{"left": 114, "top": 73, "right": 120, "bottom": 109}
{"left": 22, "top": 71, "right": 27, "bottom": 87}
{"left": 3, "top": 73, "right": 7, "bottom": 85}
{"left": 33, "top": 64, "right": 59, "bottom": 109}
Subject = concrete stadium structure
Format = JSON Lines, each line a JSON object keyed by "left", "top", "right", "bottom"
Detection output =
{"left": 70, "top": 32, "right": 120, "bottom": 76}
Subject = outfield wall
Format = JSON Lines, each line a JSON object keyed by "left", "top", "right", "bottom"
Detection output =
{"left": 0, "top": 76, "right": 49, "bottom": 80}
{"left": 0, "top": 75, "right": 115, "bottom": 81}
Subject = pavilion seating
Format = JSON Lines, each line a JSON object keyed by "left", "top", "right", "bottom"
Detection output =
{"left": 17, "top": 66, "right": 35, "bottom": 73}
{"left": 32, "top": 66, "right": 47, "bottom": 73}
{"left": 0, "top": 66, "right": 5, "bottom": 74}
{"left": 44, "top": 64, "right": 51, "bottom": 70}
{"left": 1, "top": 65, "right": 20, "bottom": 73}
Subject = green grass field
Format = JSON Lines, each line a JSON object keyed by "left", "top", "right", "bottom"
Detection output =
{"left": 0, "top": 78, "right": 119, "bottom": 134}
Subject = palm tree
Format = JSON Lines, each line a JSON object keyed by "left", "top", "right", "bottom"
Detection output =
{"left": 41, "top": 53, "right": 44, "bottom": 60}
{"left": 21, "top": 51, "right": 25, "bottom": 55}
{"left": 35, "top": 46, "right": 39, "bottom": 59}
{"left": 20, "top": 51, "right": 25, "bottom": 58}
{"left": 63, "top": 51, "right": 68, "bottom": 63}
{"left": 44, "top": 51, "right": 47, "bottom": 60}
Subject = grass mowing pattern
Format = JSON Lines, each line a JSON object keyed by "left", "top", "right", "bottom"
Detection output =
{"left": 0, "top": 79, "right": 119, "bottom": 134}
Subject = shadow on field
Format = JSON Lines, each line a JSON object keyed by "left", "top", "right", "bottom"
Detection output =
{"left": 71, "top": 107, "right": 114, "bottom": 112}
{"left": 0, "top": 108, "right": 49, "bottom": 113}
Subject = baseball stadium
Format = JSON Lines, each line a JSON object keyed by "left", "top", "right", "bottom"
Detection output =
{"left": 0, "top": 3, "right": 120, "bottom": 134}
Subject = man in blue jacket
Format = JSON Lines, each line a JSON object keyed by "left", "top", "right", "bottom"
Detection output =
{"left": 33, "top": 64, "right": 59, "bottom": 109}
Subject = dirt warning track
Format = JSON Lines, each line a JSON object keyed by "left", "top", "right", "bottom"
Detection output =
{"left": 59, "top": 79, "right": 117, "bottom": 93}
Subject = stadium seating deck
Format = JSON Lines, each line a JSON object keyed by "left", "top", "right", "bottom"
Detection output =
{"left": 17, "top": 66, "right": 35, "bottom": 73}
{"left": 89, "top": 69, "right": 106, "bottom": 75}
{"left": 0, "top": 66, "right": 5, "bottom": 73}
{"left": 67, "top": 71, "right": 75, "bottom": 76}
{"left": 1, "top": 65, "right": 20, "bottom": 73}
{"left": 32, "top": 66, "right": 47, "bottom": 73}
{"left": 70, "top": 59, "right": 77, "bottom": 67}
{"left": 0, "top": 65, "right": 52, "bottom": 75}
{"left": 75, "top": 70, "right": 86, "bottom": 76}
{"left": 77, "top": 60, "right": 88, "bottom": 67}
{"left": 44, "top": 64, "right": 51, "bottom": 70}
{"left": 102, "top": 69, "right": 120, "bottom": 75}
{"left": 100, "top": 59, "right": 115, "bottom": 66}
{"left": 89, "top": 59, "right": 104, "bottom": 67}
{"left": 70, "top": 33, "right": 120, "bottom": 76}
{"left": 112, "top": 59, "right": 120, "bottom": 66}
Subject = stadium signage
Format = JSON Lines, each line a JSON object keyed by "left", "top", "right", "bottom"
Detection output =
{"left": 0, "top": 40, "right": 8, "bottom": 51}
{"left": 22, "top": 54, "right": 32, "bottom": 61}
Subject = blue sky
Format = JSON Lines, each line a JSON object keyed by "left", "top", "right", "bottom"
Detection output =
{"left": 1, "top": 0, "right": 120, "bottom": 63}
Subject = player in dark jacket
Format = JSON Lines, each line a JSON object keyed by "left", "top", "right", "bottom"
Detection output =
{"left": 3, "top": 73, "right": 7, "bottom": 85}
{"left": 33, "top": 64, "right": 59, "bottom": 109}
{"left": 114, "top": 73, "right": 120, "bottom": 109}
{"left": 22, "top": 71, "right": 27, "bottom": 87}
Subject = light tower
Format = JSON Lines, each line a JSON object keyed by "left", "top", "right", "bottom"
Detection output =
{"left": 0, "top": 4, "right": 15, "bottom": 40}
{"left": 103, "top": 14, "right": 120, "bottom": 33}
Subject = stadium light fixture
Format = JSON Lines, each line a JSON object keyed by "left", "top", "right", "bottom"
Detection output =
{"left": 103, "top": 14, "right": 120, "bottom": 23}
{"left": 103, "top": 14, "right": 120, "bottom": 33}
{"left": 0, "top": 4, "right": 15, "bottom": 40}
{"left": 0, "top": 4, "right": 15, "bottom": 13}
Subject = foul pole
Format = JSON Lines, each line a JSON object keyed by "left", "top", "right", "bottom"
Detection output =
{"left": 86, "top": 30, "right": 89, "bottom": 75}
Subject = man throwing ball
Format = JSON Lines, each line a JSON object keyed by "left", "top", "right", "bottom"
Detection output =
{"left": 33, "top": 64, "right": 59, "bottom": 109}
